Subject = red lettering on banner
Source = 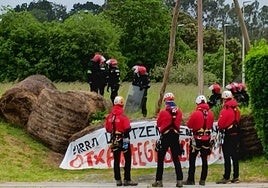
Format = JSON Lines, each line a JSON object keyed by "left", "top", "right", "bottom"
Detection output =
{"left": 69, "top": 154, "right": 83, "bottom": 168}
{"left": 179, "top": 139, "right": 190, "bottom": 162}
{"left": 85, "top": 151, "right": 94, "bottom": 166}
{"left": 144, "top": 140, "right": 154, "bottom": 162}
{"left": 94, "top": 149, "right": 105, "bottom": 165}
{"left": 106, "top": 148, "right": 113, "bottom": 168}
{"left": 137, "top": 142, "right": 146, "bottom": 166}
{"left": 131, "top": 144, "right": 138, "bottom": 165}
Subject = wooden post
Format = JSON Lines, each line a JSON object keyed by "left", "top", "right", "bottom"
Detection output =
{"left": 155, "top": 0, "right": 180, "bottom": 116}
{"left": 197, "top": 0, "right": 204, "bottom": 95}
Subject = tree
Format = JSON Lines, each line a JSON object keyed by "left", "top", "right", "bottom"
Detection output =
{"left": 14, "top": 0, "right": 68, "bottom": 22}
{"left": 103, "top": 0, "right": 171, "bottom": 76}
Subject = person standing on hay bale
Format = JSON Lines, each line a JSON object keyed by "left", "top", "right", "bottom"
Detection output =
{"left": 87, "top": 53, "right": 107, "bottom": 96}
{"left": 104, "top": 96, "right": 138, "bottom": 187}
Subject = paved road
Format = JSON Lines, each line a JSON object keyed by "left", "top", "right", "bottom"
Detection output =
{"left": 0, "top": 182, "right": 268, "bottom": 188}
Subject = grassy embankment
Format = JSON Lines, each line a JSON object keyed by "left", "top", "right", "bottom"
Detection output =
{"left": 0, "top": 82, "right": 267, "bottom": 182}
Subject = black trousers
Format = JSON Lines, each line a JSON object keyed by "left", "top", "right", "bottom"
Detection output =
{"left": 110, "top": 84, "right": 120, "bottom": 103}
{"left": 89, "top": 82, "right": 105, "bottom": 96}
{"left": 113, "top": 144, "right": 131, "bottom": 181}
{"left": 187, "top": 139, "right": 211, "bottom": 182}
{"left": 155, "top": 130, "right": 183, "bottom": 181}
{"left": 222, "top": 134, "right": 240, "bottom": 180}
{"left": 141, "top": 89, "right": 148, "bottom": 116}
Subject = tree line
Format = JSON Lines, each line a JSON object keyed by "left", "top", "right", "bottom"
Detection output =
{"left": 0, "top": 0, "right": 267, "bottom": 84}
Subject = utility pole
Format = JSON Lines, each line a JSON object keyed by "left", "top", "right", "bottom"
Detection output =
{"left": 197, "top": 0, "right": 204, "bottom": 95}
{"left": 233, "top": 0, "right": 250, "bottom": 83}
{"left": 241, "top": 0, "right": 251, "bottom": 84}
{"left": 155, "top": 0, "right": 180, "bottom": 115}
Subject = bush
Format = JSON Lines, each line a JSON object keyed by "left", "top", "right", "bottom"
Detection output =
{"left": 149, "top": 63, "right": 219, "bottom": 86}
{"left": 245, "top": 39, "right": 268, "bottom": 159}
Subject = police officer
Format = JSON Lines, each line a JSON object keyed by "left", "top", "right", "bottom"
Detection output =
{"left": 87, "top": 53, "right": 107, "bottom": 96}
{"left": 152, "top": 92, "right": 183, "bottom": 187}
{"left": 132, "top": 63, "right": 150, "bottom": 117}
{"left": 104, "top": 96, "right": 138, "bottom": 186}
{"left": 216, "top": 90, "right": 241, "bottom": 184}
{"left": 106, "top": 58, "right": 120, "bottom": 103}
{"left": 208, "top": 83, "right": 222, "bottom": 108}
{"left": 185, "top": 95, "right": 214, "bottom": 186}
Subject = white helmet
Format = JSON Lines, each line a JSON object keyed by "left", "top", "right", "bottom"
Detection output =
{"left": 195, "top": 95, "right": 207, "bottom": 104}
{"left": 221, "top": 90, "right": 233, "bottom": 99}
{"left": 114, "top": 96, "right": 125, "bottom": 106}
{"left": 163, "top": 92, "right": 175, "bottom": 101}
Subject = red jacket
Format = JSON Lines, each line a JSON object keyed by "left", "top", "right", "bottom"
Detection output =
{"left": 187, "top": 103, "right": 214, "bottom": 131}
{"left": 157, "top": 106, "right": 182, "bottom": 134}
{"left": 187, "top": 103, "right": 214, "bottom": 140}
{"left": 104, "top": 105, "right": 131, "bottom": 133}
{"left": 218, "top": 99, "right": 241, "bottom": 130}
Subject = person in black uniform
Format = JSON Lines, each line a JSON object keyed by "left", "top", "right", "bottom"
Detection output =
{"left": 87, "top": 53, "right": 107, "bottom": 96}
{"left": 106, "top": 58, "right": 120, "bottom": 103}
{"left": 132, "top": 63, "right": 150, "bottom": 117}
{"left": 208, "top": 83, "right": 222, "bottom": 108}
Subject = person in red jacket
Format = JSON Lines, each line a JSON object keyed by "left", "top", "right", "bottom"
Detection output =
{"left": 104, "top": 96, "right": 138, "bottom": 187}
{"left": 152, "top": 92, "right": 184, "bottom": 187}
{"left": 216, "top": 90, "right": 241, "bottom": 184}
{"left": 184, "top": 95, "right": 214, "bottom": 186}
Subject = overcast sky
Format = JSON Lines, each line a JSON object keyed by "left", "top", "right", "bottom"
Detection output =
{"left": 0, "top": 0, "right": 267, "bottom": 12}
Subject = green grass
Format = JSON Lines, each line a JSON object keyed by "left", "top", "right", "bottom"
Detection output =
{"left": 0, "top": 82, "right": 267, "bottom": 182}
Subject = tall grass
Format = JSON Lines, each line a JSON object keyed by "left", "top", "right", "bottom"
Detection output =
{"left": 55, "top": 82, "right": 211, "bottom": 119}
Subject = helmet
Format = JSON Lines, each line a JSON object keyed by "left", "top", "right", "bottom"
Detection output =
{"left": 132, "top": 65, "right": 139, "bottom": 73}
{"left": 195, "top": 95, "right": 207, "bottom": 104}
{"left": 226, "top": 82, "right": 238, "bottom": 92}
{"left": 163, "top": 92, "right": 175, "bottom": 102}
{"left": 238, "top": 83, "right": 246, "bottom": 92}
{"left": 208, "top": 84, "right": 221, "bottom": 94}
{"left": 138, "top": 66, "right": 147, "bottom": 75}
{"left": 132, "top": 65, "right": 147, "bottom": 75}
{"left": 222, "top": 90, "right": 233, "bottom": 99}
{"left": 114, "top": 96, "right": 125, "bottom": 106}
{"left": 92, "top": 53, "right": 106, "bottom": 63}
{"left": 106, "top": 59, "right": 118, "bottom": 66}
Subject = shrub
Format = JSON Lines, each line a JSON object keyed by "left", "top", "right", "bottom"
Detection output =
{"left": 245, "top": 39, "right": 268, "bottom": 159}
{"left": 149, "top": 63, "right": 219, "bottom": 86}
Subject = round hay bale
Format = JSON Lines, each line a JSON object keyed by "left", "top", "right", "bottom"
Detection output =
{"left": 239, "top": 114, "right": 263, "bottom": 158}
{"left": 0, "top": 75, "right": 57, "bottom": 127}
{"left": 27, "top": 88, "right": 112, "bottom": 154}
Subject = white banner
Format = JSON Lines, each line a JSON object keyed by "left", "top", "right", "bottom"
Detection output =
{"left": 59, "top": 121, "right": 223, "bottom": 170}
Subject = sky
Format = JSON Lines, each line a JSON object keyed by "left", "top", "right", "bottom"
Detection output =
{"left": 0, "top": 0, "right": 267, "bottom": 12}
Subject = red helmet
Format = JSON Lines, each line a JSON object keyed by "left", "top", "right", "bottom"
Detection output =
{"left": 226, "top": 83, "right": 237, "bottom": 93}
{"left": 92, "top": 53, "right": 106, "bottom": 63}
{"left": 106, "top": 59, "right": 118, "bottom": 66}
{"left": 132, "top": 65, "right": 147, "bottom": 75}
{"left": 138, "top": 66, "right": 147, "bottom": 75}
{"left": 208, "top": 84, "right": 221, "bottom": 94}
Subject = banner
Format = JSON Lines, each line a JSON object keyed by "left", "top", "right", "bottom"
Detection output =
{"left": 59, "top": 121, "right": 223, "bottom": 170}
